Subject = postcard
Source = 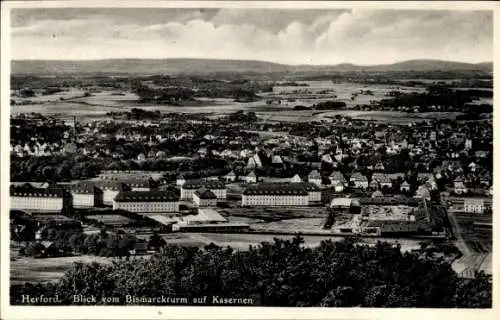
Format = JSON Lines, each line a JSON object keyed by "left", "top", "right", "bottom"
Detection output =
{"left": 1, "top": 1, "right": 497, "bottom": 319}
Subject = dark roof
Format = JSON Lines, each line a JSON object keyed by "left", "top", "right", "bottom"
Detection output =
{"left": 70, "top": 183, "right": 103, "bottom": 194}
{"left": 10, "top": 185, "right": 71, "bottom": 198}
{"left": 194, "top": 188, "right": 217, "bottom": 199}
{"left": 242, "top": 182, "right": 316, "bottom": 196}
{"left": 83, "top": 180, "right": 132, "bottom": 191}
{"left": 114, "top": 190, "right": 179, "bottom": 202}
{"left": 182, "top": 180, "right": 226, "bottom": 190}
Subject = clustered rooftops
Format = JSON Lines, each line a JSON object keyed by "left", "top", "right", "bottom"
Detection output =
{"left": 114, "top": 190, "right": 179, "bottom": 202}
{"left": 182, "top": 180, "right": 226, "bottom": 190}
{"left": 242, "top": 182, "right": 318, "bottom": 196}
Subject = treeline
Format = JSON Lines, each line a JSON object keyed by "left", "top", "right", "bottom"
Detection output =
{"left": 106, "top": 108, "right": 162, "bottom": 120}
{"left": 10, "top": 237, "right": 491, "bottom": 307}
{"left": 10, "top": 155, "right": 105, "bottom": 182}
{"left": 377, "top": 86, "right": 493, "bottom": 112}
{"left": 19, "top": 229, "right": 138, "bottom": 258}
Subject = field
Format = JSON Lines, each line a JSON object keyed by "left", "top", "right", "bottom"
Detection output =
{"left": 10, "top": 81, "right": 460, "bottom": 125}
{"left": 10, "top": 255, "right": 116, "bottom": 284}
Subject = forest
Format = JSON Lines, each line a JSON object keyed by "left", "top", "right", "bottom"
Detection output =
{"left": 10, "top": 237, "right": 491, "bottom": 307}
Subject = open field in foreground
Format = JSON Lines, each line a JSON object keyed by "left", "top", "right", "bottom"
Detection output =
{"left": 10, "top": 255, "right": 116, "bottom": 285}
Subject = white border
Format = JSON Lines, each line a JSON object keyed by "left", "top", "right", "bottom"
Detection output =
{"left": 1, "top": 1, "right": 499, "bottom": 319}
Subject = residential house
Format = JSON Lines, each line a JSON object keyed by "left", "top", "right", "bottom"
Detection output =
{"left": 400, "top": 181, "right": 411, "bottom": 192}
{"left": 246, "top": 171, "right": 257, "bottom": 184}
{"left": 308, "top": 170, "right": 322, "bottom": 186}
{"left": 224, "top": 170, "right": 237, "bottom": 183}
{"left": 350, "top": 172, "right": 368, "bottom": 189}
{"left": 329, "top": 171, "right": 347, "bottom": 187}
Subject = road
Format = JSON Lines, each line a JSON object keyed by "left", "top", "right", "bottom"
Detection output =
{"left": 444, "top": 205, "right": 472, "bottom": 256}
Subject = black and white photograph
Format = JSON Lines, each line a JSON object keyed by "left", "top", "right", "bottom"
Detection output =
{"left": 1, "top": 0, "right": 497, "bottom": 317}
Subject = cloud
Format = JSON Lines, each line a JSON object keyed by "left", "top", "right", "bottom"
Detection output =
{"left": 11, "top": 9, "right": 493, "bottom": 64}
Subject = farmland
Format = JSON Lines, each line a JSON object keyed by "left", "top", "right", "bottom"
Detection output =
{"left": 10, "top": 80, "right": 464, "bottom": 125}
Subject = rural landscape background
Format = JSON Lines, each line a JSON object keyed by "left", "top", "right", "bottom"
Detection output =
{"left": 7, "top": 6, "right": 493, "bottom": 308}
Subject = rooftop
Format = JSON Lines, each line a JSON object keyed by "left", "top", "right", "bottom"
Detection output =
{"left": 114, "top": 190, "right": 179, "bottom": 202}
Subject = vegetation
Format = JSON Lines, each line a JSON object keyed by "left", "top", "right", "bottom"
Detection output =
{"left": 10, "top": 237, "right": 491, "bottom": 307}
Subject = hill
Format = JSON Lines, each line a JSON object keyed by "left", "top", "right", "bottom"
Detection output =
{"left": 11, "top": 58, "right": 492, "bottom": 76}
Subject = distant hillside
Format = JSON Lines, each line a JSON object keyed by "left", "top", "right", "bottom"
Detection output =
{"left": 11, "top": 58, "right": 492, "bottom": 76}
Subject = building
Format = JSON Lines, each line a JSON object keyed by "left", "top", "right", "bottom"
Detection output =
{"left": 85, "top": 181, "right": 131, "bottom": 205}
{"left": 372, "top": 173, "right": 392, "bottom": 189}
{"left": 224, "top": 170, "right": 237, "bottom": 183}
{"left": 451, "top": 197, "right": 492, "bottom": 214}
{"left": 245, "top": 171, "right": 257, "bottom": 184}
{"left": 308, "top": 170, "right": 322, "bottom": 186}
{"left": 454, "top": 179, "right": 468, "bottom": 195}
{"left": 176, "top": 175, "right": 186, "bottom": 187}
{"left": 329, "top": 171, "right": 346, "bottom": 186}
{"left": 193, "top": 188, "right": 218, "bottom": 207}
{"left": 70, "top": 183, "right": 104, "bottom": 208}
{"left": 181, "top": 180, "right": 227, "bottom": 200}
{"left": 10, "top": 184, "right": 73, "bottom": 213}
{"left": 242, "top": 183, "right": 312, "bottom": 206}
{"left": 113, "top": 190, "right": 179, "bottom": 214}
{"left": 350, "top": 172, "right": 368, "bottom": 189}
{"left": 400, "top": 181, "right": 411, "bottom": 192}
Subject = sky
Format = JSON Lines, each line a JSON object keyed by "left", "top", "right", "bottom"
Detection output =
{"left": 11, "top": 8, "right": 493, "bottom": 65}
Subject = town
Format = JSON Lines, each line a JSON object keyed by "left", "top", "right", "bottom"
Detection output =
{"left": 10, "top": 79, "right": 492, "bottom": 283}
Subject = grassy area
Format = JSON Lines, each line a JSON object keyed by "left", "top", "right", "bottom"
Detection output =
{"left": 10, "top": 255, "right": 116, "bottom": 284}
{"left": 225, "top": 207, "right": 327, "bottom": 222}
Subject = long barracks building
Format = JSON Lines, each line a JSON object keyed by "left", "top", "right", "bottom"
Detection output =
{"left": 242, "top": 182, "right": 321, "bottom": 206}
{"left": 10, "top": 183, "right": 73, "bottom": 213}
{"left": 113, "top": 190, "right": 180, "bottom": 214}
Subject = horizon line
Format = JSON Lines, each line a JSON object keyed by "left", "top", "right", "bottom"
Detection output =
{"left": 11, "top": 57, "right": 493, "bottom": 67}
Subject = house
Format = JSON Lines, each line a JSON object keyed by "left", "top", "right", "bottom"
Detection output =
{"left": 454, "top": 179, "right": 468, "bottom": 195}
{"left": 414, "top": 185, "right": 431, "bottom": 200}
{"left": 307, "top": 170, "right": 322, "bottom": 186}
{"left": 468, "top": 162, "right": 478, "bottom": 173}
{"left": 330, "top": 197, "right": 352, "bottom": 209}
{"left": 193, "top": 188, "right": 218, "bottom": 207}
{"left": 350, "top": 172, "right": 368, "bottom": 189}
{"left": 291, "top": 174, "right": 303, "bottom": 183}
{"left": 372, "top": 190, "right": 384, "bottom": 198}
{"left": 224, "top": 170, "right": 237, "bottom": 183}
{"left": 374, "top": 161, "right": 385, "bottom": 171}
{"left": 176, "top": 175, "right": 186, "bottom": 187}
{"left": 400, "top": 181, "right": 411, "bottom": 192}
{"left": 245, "top": 171, "right": 257, "bottom": 184}
{"left": 329, "top": 171, "right": 346, "bottom": 186}
{"left": 372, "top": 173, "right": 392, "bottom": 189}
{"left": 271, "top": 155, "right": 283, "bottom": 165}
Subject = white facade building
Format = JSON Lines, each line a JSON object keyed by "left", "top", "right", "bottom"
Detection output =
{"left": 181, "top": 180, "right": 227, "bottom": 200}
{"left": 10, "top": 184, "right": 73, "bottom": 213}
{"left": 113, "top": 190, "right": 179, "bottom": 214}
